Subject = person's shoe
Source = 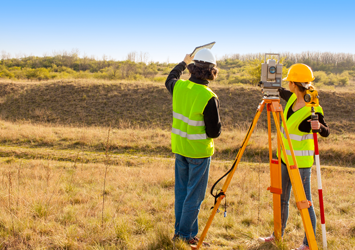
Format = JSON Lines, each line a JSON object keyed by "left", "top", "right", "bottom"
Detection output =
{"left": 258, "top": 234, "right": 275, "bottom": 243}
{"left": 187, "top": 236, "right": 211, "bottom": 247}
{"left": 171, "top": 234, "right": 179, "bottom": 242}
{"left": 292, "top": 244, "right": 309, "bottom": 250}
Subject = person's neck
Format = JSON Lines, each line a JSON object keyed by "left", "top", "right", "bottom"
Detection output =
{"left": 295, "top": 90, "right": 305, "bottom": 105}
{"left": 189, "top": 74, "right": 209, "bottom": 85}
{"left": 292, "top": 90, "right": 306, "bottom": 111}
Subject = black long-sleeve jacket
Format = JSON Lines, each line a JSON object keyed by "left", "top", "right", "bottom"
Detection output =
{"left": 165, "top": 62, "right": 221, "bottom": 138}
{"left": 279, "top": 88, "right": 330, "bottom": 137}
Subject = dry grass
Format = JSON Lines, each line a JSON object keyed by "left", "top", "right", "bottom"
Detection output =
{"left": 0, "top": 120, "right": 354, "bottom": 167}
{"left": 0, "top": 120, "right": 354, "bottom": 249}
{"left": 0, "top": 155, "right": 354, "bottom": 249}
{"left": 1, "top": 79, "right": 355, "bottom": 134}
{"left": 0, "top": 78, "right": 354, "bottom": 249}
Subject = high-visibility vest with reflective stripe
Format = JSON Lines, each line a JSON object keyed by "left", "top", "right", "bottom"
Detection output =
{"left": 280, "top": 94, "right": 324, "bottom": 168}
{"left": 171, "top": 79, "right": 217, "bottom": 158}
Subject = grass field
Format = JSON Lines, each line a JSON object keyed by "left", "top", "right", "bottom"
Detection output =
{"left": 0, "top": 79, "right": 354, "bottom": 249}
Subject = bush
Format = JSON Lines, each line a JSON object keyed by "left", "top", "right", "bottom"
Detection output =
{"left": 74, "top": 70, "right": 92, "bottom": 79}
{"left": 314, "top": 71, "right": 328, "bottom": 85}
{"left": 153, "top": 76, "right": 166, "bottom": 82}
{"left": 327, "top": 73, "right": 338, "bottom": 85}
{"left": 337, "top": 71, "right": 350, "bottom": 86}
{"left": 0, "top": 67, "right": 14, "bottom": 79}
{"left": 143, "top": 63, "right": 158, "bottom": 78}
{"left": 228, "top": 75, "right": 250, "bottom": 84}
{"left": 338, "top": 76, "right": 349, "bottom": 86}
{"left": 314, "top": 71, "right": 349, "bottom": 87}
{"left": 162, "top": 67, "right": 172, "bottom": 75}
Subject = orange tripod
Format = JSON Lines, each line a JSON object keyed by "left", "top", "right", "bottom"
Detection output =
{"left": 192, "top": 98, "right": 318, "bottom": 250}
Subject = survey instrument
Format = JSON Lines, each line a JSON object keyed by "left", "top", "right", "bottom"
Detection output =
{"left": 258, "top": 53, "right": 283, "bottom": 99}
{"left": 304, "top": 86, "right": 320, "bottom": 107}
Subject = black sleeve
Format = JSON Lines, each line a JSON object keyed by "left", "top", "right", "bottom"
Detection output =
{"left": 165, "top": 61, "right": 187, "bottom": 95}
{"left": 203, "top": 97, "right": 221, "bottom": 138}
{"left": 298, "top": 113, "right": 330, "bottom": 137}
{"left": 278, "top": 87, "right": 293, "bottom": 102}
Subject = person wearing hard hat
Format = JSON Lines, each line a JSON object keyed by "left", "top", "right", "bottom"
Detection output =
{"left": 165, "top": 49, "right": 221, "bottom": 247}
{"left": 258, "top": 64, "right": 330, "bottom": 250}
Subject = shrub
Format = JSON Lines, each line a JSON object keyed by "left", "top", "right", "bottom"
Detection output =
{"left": 327, "top": 73, "right": 338, "bottom": 85}
{"left": 162, "top": 67, "right": 172, "bottom": 75}
{"left": 337, "top": 76, "right": 349, "bottom": 86}
{"left": 314, "top": 71, "right": 349, "bottom": 86}
{"left": 229, "top": 75, "right": 250, "bottom": 84}
{"left": 153, "top": 76, "right": 166, "bottom": 82}
{"left": 143, "top": 63, "right": 158, "bottom": 78}
{"left": 314, "top": 71, "right": 328, "bottom": 85}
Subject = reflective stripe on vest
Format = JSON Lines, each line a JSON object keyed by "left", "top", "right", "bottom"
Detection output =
{"left": 280, "top": 127, "right": 314, "bottom": 141}
{"left": 173, "top": 111, "right": 205, "bottom": 126}
{"left": 171, "top": 128, "right": 207, "bottom": 140}
{"left": 285, "top": 149, "right": 314, "bottom": 156}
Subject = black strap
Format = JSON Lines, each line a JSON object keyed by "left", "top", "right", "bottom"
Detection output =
{"left": 210, "top": 110, "right": 257, "bottom": 208}
{"left": 210, "top": 190, "right": 225, "bottom": 210}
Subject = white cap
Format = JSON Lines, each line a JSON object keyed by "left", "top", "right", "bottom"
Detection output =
{"left": 300, "top": 82, "right": 313, "bottom": 89}
{"left": 193, "top": 49, "right": 216, "bottom": 66}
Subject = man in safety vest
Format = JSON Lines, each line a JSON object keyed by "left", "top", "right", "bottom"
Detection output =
{"left": 165, "top": 49, "right": 221, "bottom": 246}
{"left": 258, "top": 64, "right": 330, "bottom": 250}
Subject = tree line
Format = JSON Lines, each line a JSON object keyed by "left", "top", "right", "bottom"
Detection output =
{"left": 0, "top": 50, "right": 165, "bottom": 81}
{"left": 219, "top": 51, "right": 355, "bottom": 72}
{"left": 0, "top": 51, "right": 354, "bottom": 86}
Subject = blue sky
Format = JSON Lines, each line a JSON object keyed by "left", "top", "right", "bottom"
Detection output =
{"left": 1, "top": 0, "right": 354, "bottom": 63}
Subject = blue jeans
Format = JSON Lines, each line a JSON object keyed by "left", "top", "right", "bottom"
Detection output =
{"left": 280, "top": 162, "right": 316, "bottom": 247}
{"left": 174, "top": 154, "right": 211, "bottom": 240}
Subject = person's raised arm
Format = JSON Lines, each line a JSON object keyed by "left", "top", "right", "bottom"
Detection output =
{"left": 278, "top": 87, "right": 293, "bottom": 102}
{"left": 165, "top": 54, "right": 194, "bottom": 95}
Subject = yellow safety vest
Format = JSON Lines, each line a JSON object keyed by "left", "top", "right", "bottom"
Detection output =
{"left": 280, "top": 94, "right": 324, "bottom": 168}
{"left": 171, "top": 79, "right": 217, "bottom": 158}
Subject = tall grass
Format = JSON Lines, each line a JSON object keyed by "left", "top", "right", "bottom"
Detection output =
{"left": 0, "top": 120, "right": 354, "bottom": 166}
{"left": 0, "top": 151, "right": 354, "bottom": 249}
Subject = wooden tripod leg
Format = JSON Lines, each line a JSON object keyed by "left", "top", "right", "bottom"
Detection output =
{"left": 193, "top": 101, "right": 266, "bottom": 250}
{"left": 271, "top": 110, "right": 318, "bottom": 250}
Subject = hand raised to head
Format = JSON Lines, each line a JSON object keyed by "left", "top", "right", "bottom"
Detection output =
{"left": 184, "top": 54, "right": 194, "bottom": 65}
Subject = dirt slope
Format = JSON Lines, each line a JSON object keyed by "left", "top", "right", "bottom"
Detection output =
{"left": 0, "top": 80, "right": 353, "bottom": 134}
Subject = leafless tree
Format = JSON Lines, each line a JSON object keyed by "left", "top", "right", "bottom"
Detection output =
{"left": 137, "top": 51, "right": 149, "bottom": 64}
{"left": 220, "top": 51, "right": 355, "bottom": 67}
{"left": 1, "top": 50, "right": 11, "bottom": 61}
{"left": 81, "top": 52, "right": 89, "bottom": 71}
{"left": 127, "top": 51, "right": 137, "bottom": 62}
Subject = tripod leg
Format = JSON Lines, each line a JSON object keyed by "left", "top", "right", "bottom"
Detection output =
{"left": 271, "top": 110, "right": 318, "bottom": 250}
{"left": 267, "top": 106, "right": 273, "bottom": 161}
{"left": 267, "top": 106, "right": 282, "bottom": 240}
{"left": 193, "top": 101, "right": 266, "bottom": 250}
{"left": 276, "top": 113, "right": 283, "bottom": 238}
